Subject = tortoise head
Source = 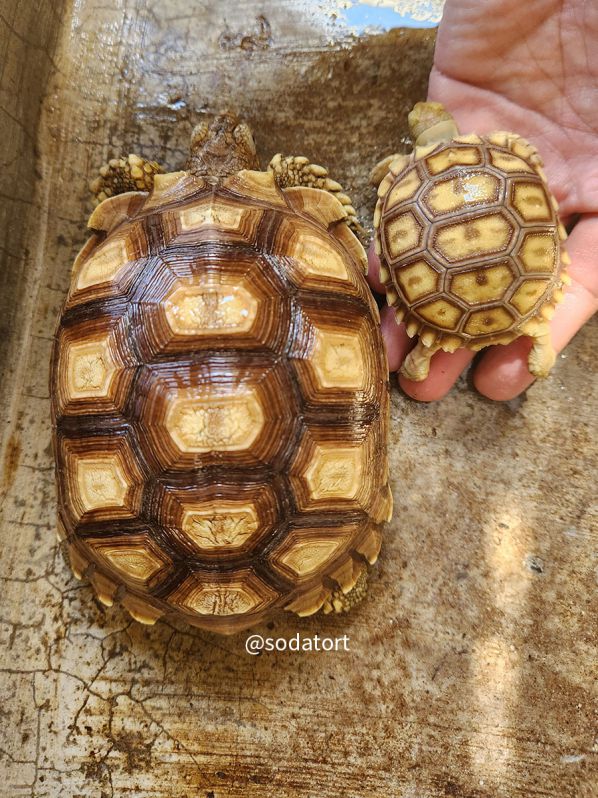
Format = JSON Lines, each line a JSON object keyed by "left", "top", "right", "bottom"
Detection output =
{"left": 408, "top": 101, "right": 459, "bottom": 147}
{"left": 187, "top": 113, "right": 260, "bottom": 179}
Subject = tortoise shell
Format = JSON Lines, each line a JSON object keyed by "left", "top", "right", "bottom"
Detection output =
{"left": 51, "top": 168, "right": 391, "bottom": 634}
{"left": 375, "top": 132, "right": 567, "bottom": 349}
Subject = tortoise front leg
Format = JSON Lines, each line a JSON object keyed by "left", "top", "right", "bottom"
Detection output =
{"left": 89, "top": 154, "right": 164, "bottom": 205}
{"left": 268, "top": 153, "right": 363, "bottom": 238}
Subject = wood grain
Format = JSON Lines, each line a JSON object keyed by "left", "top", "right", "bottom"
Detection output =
{"left": 0, "top": 1, "right": 596, "bottom": 796}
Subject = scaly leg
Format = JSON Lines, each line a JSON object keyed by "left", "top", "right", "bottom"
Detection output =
{"left": 528, "top": 324, "right": 556, "bottom": 378}
{"left": 322, "top": 568, "right": 369, "bottom": 614}
{"left": 400, "top": 338, "right": 440, "bottom": 381}
{"left": 89, "top": 154, "right": 164, "bottom": 205}
{"left": 268, "top": 153, "right": 363, "bottom": 238}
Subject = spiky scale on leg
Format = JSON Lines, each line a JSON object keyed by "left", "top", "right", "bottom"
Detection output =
{"left": 268, "top": 153, "right": 364, "bottom": 239}
{"left": 321, "top": 568, "right": 369, "bottom": 615}
{"left": 89, "top": 154, "right": 164, "bottom": 205}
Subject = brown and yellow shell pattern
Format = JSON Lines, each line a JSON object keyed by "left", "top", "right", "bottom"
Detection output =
{"left": 51, "top": 169, "right": 391, "bottom": 634}
{"left": 375, "top": 132, "right": 568, "bottom": 349}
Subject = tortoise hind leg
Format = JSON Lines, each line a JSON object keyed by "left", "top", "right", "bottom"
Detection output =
{"left": 400, "top": 338, "right": 441, "bottom": 381}
{"left": 527, "top": 323, "right": 556, "bottom": 378}
{"left": 89, "top": 154, "right": 164, "bottom": 205}
{"left": 321, "top": 568, "right": 369, "bottom": 614}
{"left": 268, "top": 153, "right": 363, "bottom": 238}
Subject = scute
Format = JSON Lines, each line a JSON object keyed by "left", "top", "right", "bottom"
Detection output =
{"left": 52, "top": 174, "right": 390, "bottom": 634}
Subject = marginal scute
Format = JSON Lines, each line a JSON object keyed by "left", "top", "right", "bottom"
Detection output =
{"left": 223, "top": 168, "right": 287, "bottom": 207}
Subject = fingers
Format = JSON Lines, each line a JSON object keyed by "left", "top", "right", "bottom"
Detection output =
{"left": 380, "top": 306, "right": 413, "bottom": 372}
{"left": 474, "top": 215, "right": 598, "bottom": 401}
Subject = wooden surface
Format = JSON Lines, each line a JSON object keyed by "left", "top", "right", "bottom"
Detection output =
{"left": 0, "top": 1, "right": 596, "bottom": 796}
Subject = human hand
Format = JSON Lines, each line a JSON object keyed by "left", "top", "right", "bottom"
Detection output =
{"left": 368, "top": 0, "right": 598, "bottom": 401}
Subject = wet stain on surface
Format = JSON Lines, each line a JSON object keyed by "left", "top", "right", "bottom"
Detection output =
{"left": 1, "top": 430, "right": 21, "bottom": 494}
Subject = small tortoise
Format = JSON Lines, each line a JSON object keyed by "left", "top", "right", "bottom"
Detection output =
{"left": 51, "top": 114, "right": 392, "bottom": 635}
{"left": 371, "top": 101, "right": 570, "bottom": 381}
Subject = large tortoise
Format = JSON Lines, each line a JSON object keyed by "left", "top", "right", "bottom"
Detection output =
{"left": 372, "top": 102, "right": 570, "bottom": 381}
{"left": 51, "top": 114, "right": 392, "bottom": 635}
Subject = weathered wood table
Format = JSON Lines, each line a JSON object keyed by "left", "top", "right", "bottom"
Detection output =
{"left": 1, "top": 1, "right": 596, "bottom": 796}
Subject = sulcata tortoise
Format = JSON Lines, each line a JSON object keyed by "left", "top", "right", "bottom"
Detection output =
{"left": 371, "top": 101, "right": 570, "bottom": 381}
{"left": 51, "top": 114, "right": 392, "bottom": 635}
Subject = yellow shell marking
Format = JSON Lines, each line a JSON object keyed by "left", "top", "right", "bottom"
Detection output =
{"left": 425, "top": 146, "right": 482, "bottom": 175}
{"left": 488, "top": 148, "right": 535, "bottom": 173}
{"left": 76, "top": 237, "right": 130, "bottom": 290}
{"left": 415, "top": 298, "right": 463, "bottom": 331}
{"left": 96, "top": 542, "right": 166, "bottom": 583}
{"left": 450, "top": 264, "right": 514, "bottom": 305}
{"left": 304, "top": 445, "right": 364, "bottom": 501}
{"left": 396, "top": 259, "right": 439, "bottom": 303}
{"left": 288, "top": 228, "right": 349, "bottom": 281}
{"left": 178, "top": 200, "right": 244, "bottom": 231}
{"left": 517, "top": 232, "right": 558, "bottom": 273}
{"left": 310, "top": 327, "right": 366, "bottom": 390}
{"left": 434, "top": 212, "right": 513, "bottom": 263}
{"left": 165, "top": 388, "right": 264, "bottom": 453}
{"left": 65, "top": 335, "right": 116, "bottom": 400}
{"left": 424, "top": 172, "right": 500, "bottom": 215}
{"left": 75, "top": 455, "right": 130, "bottom": 512}
{"left": 175, "top": 575, "right": 273, "bottom": 617}
{"left": 511, "top": 181, "right": 553, "bottom": 223}
{"left": 385, "top": 169, "right": 422, "bottom": 208}
{"left": 463, "top": 306, "right": 515, "bottom": 335}
{"left": 164, "top": 278, "right": 258, "bottom": 336}
{"left": 510, "top": 279, "right": 551, "bottom": 313}
{"left": 180, "top": 502, "right": 260, "bottom": 551}
{"left": 383, "top": 211, "right": 422, "bottom": 259}
{"left": 278, "top": 538, "right": 344, "bottom": 578}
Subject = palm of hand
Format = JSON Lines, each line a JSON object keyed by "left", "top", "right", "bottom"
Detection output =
{"left": 370, "top": 0, "right": 598, "bottom": 401}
